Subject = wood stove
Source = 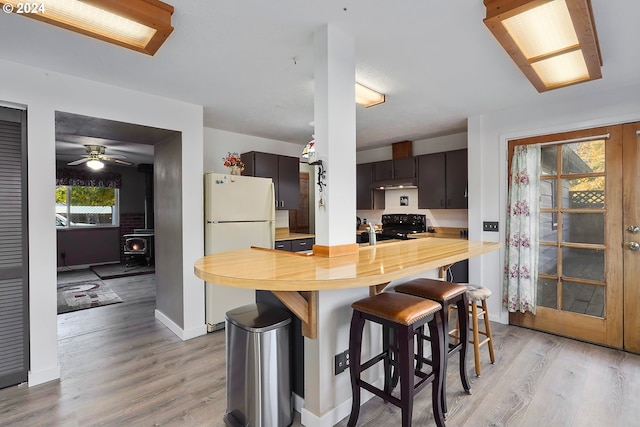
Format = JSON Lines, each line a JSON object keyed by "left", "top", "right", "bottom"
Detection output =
{"left": 123, "top": 228, "right": 154, "bottom": 266}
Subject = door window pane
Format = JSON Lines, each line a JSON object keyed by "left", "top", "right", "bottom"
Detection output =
{"left": 541, "top": 146, "right": 557, "bottom": 175}
{"left": 562, "top": 140, "right": 605, "bottom": 174}
{"left": 540, "top": 179, "right": 557, "bottom": 209}
{"left": 539, "top": 213, "right": 557, "bottom": 241}
{"left": 561, "top": 281, "right": 605, "bottom": 318}
{"left": 537, "top": 278, "right": 558, "bottom": 309}
{"left": 539, "top": 245, "right": 557, "bottom": 275}
{"left": 563, "top": 177, "right": 605, "bottom": 209}
{"left": 561, "top": 213, "right": 604, "bottom": 244}
{"left": 562, "top": 247, "right": 604, "bottom": 282}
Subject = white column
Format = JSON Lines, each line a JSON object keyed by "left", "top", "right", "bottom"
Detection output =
{"left": 312, "top": 24, "right": 357, "bottom": 247}
{"left": 302, "top": 24, "right": 359, "bottom": 426}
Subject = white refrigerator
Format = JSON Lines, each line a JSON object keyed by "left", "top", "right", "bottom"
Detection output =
{"left": 204, "top": 172, "right": 275, "bottom": 331}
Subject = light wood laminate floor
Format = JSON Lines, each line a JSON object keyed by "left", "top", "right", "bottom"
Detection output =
{"left": 1, "top": 270, "right": 640, "bottom": 426}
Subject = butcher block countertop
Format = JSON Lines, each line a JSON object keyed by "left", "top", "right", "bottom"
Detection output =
{"left": 275, "top": 227, "right": 315, "bottom": 241}
{"left": 194, "top": 237, "right": 499, "bottom": 338}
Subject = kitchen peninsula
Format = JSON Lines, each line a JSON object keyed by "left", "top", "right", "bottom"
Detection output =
{"left": 194, "top": 237, "right": 500, "bottom": 339}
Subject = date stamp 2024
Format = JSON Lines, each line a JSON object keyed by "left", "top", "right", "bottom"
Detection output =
{"left": 2, "top": 3, "right": 46, "bottom": 14}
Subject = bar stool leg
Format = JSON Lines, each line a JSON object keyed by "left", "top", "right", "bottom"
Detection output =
{"left": 347, "top": 311, "right": 365, "bottom": 427}
{"left": 397, "top": 325, "right": 414, "bottom": 427}
{"left": 456, "top": 295, "right": 472, "bottom": 393}
{"left": 482, "top": 299, "right": 496, "bottom": 364}
{"left": 428, "top": 313, "right": 446, "bottom": 427}
{"left": 470, "top": 301, "right": 482, "bottom": 376}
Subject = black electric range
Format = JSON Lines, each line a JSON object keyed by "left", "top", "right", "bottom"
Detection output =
{"left": 359, "top": 213, "right": 428, "bottom": 243}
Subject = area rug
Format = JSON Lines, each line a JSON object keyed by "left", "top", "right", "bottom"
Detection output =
{"left": 90, "top": 263, "right": 155, "bottom": 280}
{"left": 57, "top": 280, "right": 123, "bottom": 314}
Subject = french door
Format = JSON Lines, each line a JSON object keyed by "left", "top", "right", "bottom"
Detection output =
{"left": 509, "top": 122, "right": 640, "bottom": 352}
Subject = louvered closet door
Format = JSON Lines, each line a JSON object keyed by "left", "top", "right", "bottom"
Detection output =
{"left": 0, "top": 106, "right": 28, "bottom": 389}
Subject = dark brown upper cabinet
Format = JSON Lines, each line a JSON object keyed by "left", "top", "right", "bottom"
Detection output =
{"left": 373, "top": 157, "right": 415, "bottom": 181}
{"left": 357, "top": 163, "right": 385, "bottom": 210}
{"left": 417, "top": 149, "right": 467, "bottom": 209}
{"left": 241, "top": 151, "right": 300, "bottom": 210}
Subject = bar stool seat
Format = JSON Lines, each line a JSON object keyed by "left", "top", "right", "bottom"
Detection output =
{"left": 395, "top": 278, "right": 471, "bottom": 414}
{"left": 348, "top": 292, "right": 446, "bottom": 427}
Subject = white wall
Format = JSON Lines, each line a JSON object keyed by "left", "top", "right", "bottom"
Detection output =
{"left": 0, "top": 59, "right": 204, "bottom": 386}
{"left": 203, "top": 127, "right": 303, "bottom": 172}
{"left": 468, "top": 82, "right": 640, "bottom": 325}
{"left": 203, "top": 127, "right": 309, "bottom": 229}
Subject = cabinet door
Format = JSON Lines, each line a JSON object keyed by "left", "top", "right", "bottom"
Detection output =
{"left": 275, "top": 240, "right": 293, "bottom": 251}
{"left": 445, "top": 149, "right": 468, "bottom": 209}
{"left": 417, "top": 152, "right": 446, "bottom": 208}
{"left": 373, "top": 160, "right": 393, "bottom": 180}
{"left": 393, "top": 157, "right": 416, "bottom": 179}
{"left": 356, "top": 163, "right": 385, "bottom": 210}
{"left": 277, "top": 155, "right": 300, "bottom": 210}
{"left": 292, "top": 238, "right": 314, "bottom": 252}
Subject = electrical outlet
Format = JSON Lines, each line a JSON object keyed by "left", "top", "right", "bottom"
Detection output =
{"left": 483, "top": 221, "right": 499, "bottom": 232}
{"left": 334, "top": 349, "right": 350, "bottom": 375}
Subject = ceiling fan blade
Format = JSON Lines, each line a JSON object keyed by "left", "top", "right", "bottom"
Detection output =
{"left": 102, "top": 156, "right": 133, "bottom": 166}
{"left": 67, "top": 158, "right": 89, "bottom": 166}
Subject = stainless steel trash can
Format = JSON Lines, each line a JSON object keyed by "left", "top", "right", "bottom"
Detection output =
{"left": 224, "top": 303, "right": 292, "bottom": 427}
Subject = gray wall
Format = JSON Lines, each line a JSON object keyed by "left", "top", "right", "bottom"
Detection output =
{"left": 154, "top": 135, "right": 184, "bottom": 328}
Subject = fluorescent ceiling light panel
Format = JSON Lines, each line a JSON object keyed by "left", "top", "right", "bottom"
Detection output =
{"left": 531, "top": 49, "right": 590, "bottom": 87}
{"left": 502, "top": 0, "right": 578, "bottom": 59}
{"left": 0, "top": 0, "right": 174, "bottom": 55}
{"left": 355, "top": 82, "right": 385, "bottom": 107}
{"left": 484, "top": 0, "right": 602, "bottom": 91}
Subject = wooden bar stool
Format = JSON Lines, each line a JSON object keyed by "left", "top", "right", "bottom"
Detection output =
{"left": 451, "top": 284, "right": 495, "bottom": 376}
{"left": 395, "top": 278, "right": 471, "bottom": 415}
{"left": 348, "top": 292, "right": 446, "bottom": 427}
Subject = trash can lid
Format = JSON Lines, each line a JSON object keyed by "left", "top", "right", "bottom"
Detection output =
{"left": 226, "top": 303, "right": 292, "bottom": 333}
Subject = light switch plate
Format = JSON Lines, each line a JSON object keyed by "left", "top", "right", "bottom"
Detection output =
{"left": 483, "top": 221, "right": 499, "bottom": 232}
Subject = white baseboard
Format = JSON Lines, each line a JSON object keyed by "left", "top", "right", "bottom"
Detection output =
{"left": 28, "top": 365, "right": 61, "bottom": 387}
{"left": 154, "top": 309, "right": 207, "bottom": 341}
{"left": 300, "top": 378, "right": 382, "bottom": 427}
{"left": 293, "top": 393, "right": 304, "bottom": 414}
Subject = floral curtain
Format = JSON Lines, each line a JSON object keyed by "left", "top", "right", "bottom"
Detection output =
{"left": 56, "top": 168, "right": 122, "bottom": 188}
{"left": 503, "top": 144, "right": 541, "bottom": 314}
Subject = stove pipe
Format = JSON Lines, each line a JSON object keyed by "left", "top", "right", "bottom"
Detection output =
{"left": 138, "top": 163, "right": 154, "bottom": 230}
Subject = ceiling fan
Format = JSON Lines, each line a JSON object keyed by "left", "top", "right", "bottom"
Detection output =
{"left": 67, "top": 145, "right": 132, "bottom": 169}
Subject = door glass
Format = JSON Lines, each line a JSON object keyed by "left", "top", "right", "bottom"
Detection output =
{"left": 541, "top": 146, "right": 557, "bottom": 175}
{"left": 539, "top": 244, "right": 557, "bottom": 275}
{"left": 539, "top": 212, "right": 558, "bottom": 241}
{"left": 561, "top": 281, "right": 605, "bottom": 317}
{"left": 562, "top": 247, "right": 605, "bottom": 282}
{"left": 537, "top": 277, "right": 558, "bottom": 309}
{"left": 561, "top": 213, "right": 604, "bottom": 244}
{"left": 562, "top": 140, "right": 605, "bottom": 174}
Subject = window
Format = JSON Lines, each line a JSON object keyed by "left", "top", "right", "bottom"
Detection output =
{"left": 55, "top": 185, "right": 119, "bottom": 227}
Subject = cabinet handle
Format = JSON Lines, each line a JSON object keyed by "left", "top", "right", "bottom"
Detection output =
{"left": 299, "top": 242, "right": 306, "bottom": 245}
{"left": 440, "top": 199, "right": 444, "bottom": 207}
{"left": 281, "top": 200, "right": 285, "bottom": 208}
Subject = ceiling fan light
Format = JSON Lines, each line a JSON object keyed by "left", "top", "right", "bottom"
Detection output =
{"left": 87, "top": 159, "right": 105, "bottom": 170}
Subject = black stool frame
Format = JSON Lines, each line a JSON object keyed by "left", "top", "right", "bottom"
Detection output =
{"left": 347, "top": 309, "right": 446, "bottom": 427}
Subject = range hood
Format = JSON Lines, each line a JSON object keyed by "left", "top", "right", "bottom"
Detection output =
{"left": 370, "top": 177, "right": 417, "bottom": 190}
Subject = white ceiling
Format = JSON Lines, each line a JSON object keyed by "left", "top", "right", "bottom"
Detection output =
{"left": 1, "top": 0, "right": 640, "bottom": 162}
